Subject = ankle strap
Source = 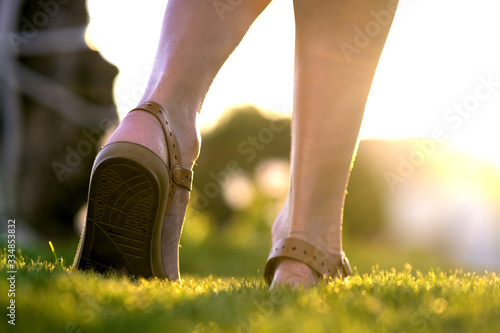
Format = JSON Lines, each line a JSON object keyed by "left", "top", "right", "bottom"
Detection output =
{"left": 130, "top": 101, "right": 193, "bottom": 191}
{"left": 264, "top": 238, "right": 352, "bottom": 285}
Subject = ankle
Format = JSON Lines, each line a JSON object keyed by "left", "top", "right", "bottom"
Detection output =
{"left": 271, "top": 193, "right": 292, "bottom": 243}
{"left": 164, "top": 111, "right": 200, "bottom": 167}
{"left": 139, "top": 98, "right": 200, "bottom": 166}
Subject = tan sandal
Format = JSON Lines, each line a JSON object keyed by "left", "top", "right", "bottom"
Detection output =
{"left": 73, "top": 101, "right": 193, "bottom": 280}
{"left": 264, "top": 238, "right": 352, "bottom": 285}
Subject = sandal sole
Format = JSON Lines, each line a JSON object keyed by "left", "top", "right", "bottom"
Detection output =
{"left": 74, "top": 143, "right": 170, "bottom": 278}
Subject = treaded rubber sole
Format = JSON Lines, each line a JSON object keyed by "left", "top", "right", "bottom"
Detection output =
{"left": 74, "top": 143, "right": 169, "bottom": 278}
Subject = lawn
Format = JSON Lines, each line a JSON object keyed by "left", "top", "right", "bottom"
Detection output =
{"left": 1, "top": 229, "right": 499, "bottom": 333}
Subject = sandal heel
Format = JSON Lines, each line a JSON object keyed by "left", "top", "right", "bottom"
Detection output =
{"left": 74, "top": 143, "right": 169, "bottom": 278}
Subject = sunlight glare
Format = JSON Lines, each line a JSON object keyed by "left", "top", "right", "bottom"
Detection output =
{"left": 86, "top": 0, "right": 500, "bottom": 166}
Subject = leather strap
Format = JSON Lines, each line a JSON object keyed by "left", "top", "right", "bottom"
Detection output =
{"left": 129, "top": 101, "right": 194, "bottom": 192}
{"left": 264, "top": 238, "right": 352, "bottom": 285}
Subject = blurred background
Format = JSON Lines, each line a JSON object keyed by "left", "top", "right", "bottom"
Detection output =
{"left": 1, "top": 0, "right": 500, "bottom": 277}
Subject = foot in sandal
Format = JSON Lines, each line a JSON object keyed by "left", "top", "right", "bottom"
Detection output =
{"left": 264, "top": 198, "right": 351, "bottom": 288}
{"left": 73, "top": 101, "right": 199, "bottom": 281}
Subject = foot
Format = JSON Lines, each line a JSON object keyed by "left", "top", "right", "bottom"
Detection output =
{"left": 267, "top": 189, "right": 351, "bottom": 288}
{"left": 270, "top": 258, "right": 317, "bottom": 288}
{"left": 105, "top": 103, "right": 199, "bottom": 280}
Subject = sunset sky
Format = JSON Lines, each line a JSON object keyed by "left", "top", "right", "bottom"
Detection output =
{"left": 85, "top": 0, "right": 500, "bottom": 164}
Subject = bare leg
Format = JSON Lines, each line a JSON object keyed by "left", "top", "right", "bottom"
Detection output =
{"left": 105, "top": 0, "right": 272, "bottom": 280}
{"left": 271, "top": 0, "right": 398, "bottom": 287}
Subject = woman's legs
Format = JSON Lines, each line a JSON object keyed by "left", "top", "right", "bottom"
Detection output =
{"left": 105, "top": 0, "right": 272, "bottom": 280}
{"left": 94, "top": 0, "right": 397, "bottom": 283}
{"left": 271, "top": 0, "right": 398, "bottom": 287}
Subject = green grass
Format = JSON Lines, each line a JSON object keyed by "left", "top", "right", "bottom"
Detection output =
{"left": 1, "top": 244, "right": 499, "bottom": 333}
